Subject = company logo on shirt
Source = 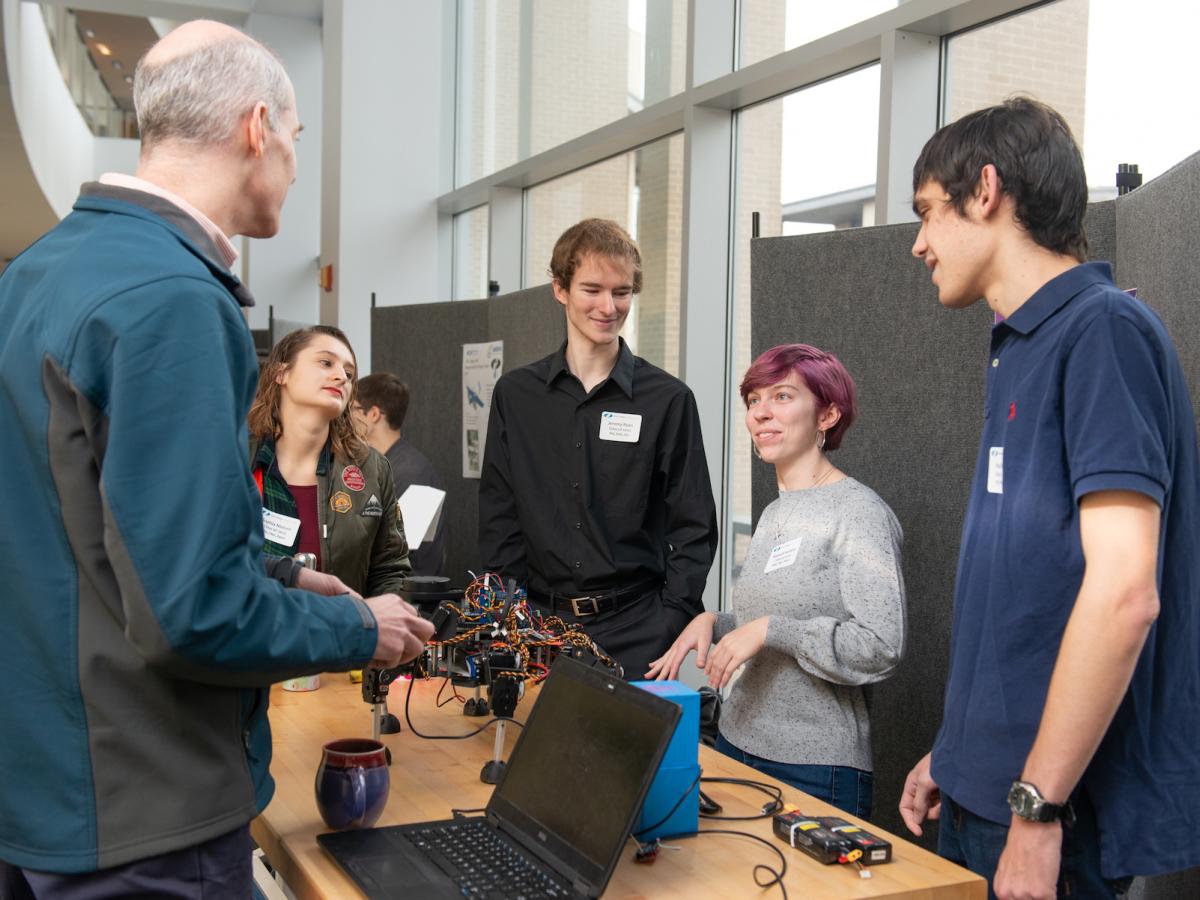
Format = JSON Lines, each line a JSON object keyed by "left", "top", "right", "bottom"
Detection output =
{"left": 361, "top": 494, "right": 383, "bottom": 518}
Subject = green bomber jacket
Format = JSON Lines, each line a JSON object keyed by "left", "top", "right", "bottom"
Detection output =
{"left": 250, "top": 436, "right": 412, "bottom": 596}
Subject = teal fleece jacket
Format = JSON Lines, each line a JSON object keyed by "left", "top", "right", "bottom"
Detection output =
{"left": 0, "top": 184, "right": 379, "bottom": 872}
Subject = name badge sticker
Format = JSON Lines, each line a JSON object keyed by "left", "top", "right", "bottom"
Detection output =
{"left": 765, "top": 537, "right": 803, "bottom": 574}
{"left": 262, "top": 508, "right": 301, "bottom": 547}
{"left": 987, "top": 447, "right": 1004, "bottom": 494}
{"left": 599, "top": 411, "right": 642, "bottom": 443}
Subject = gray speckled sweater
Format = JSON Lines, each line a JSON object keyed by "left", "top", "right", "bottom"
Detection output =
{"left": 715, "top": 477, "right": 906, "bottom": 771}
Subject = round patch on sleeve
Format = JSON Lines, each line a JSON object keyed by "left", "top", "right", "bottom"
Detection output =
{"left": 330, "top": 490, "right": 353, "bottom": 514}
{"left": 341, "top": 465, "right": 366, "bottom": 491}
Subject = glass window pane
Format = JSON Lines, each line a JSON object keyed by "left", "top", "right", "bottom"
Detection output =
{"left": 727, "top": 66, "right": 880, "bottom": 581}
{"left": 739, "top": 0, "right": 897, "bottom": 69}
{"left": 523, "top": 133, "right": 685, "bottom": 375}
{"left": 456, "top": 0, "right": 689, "bottom": 186}
{"left": 944, "top": 0, "right": 1200, "bottom": 193}
{"left": 452, "top": 205, "right": 489, "bottom": 300}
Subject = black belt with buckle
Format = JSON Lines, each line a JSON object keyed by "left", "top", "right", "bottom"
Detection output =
{"left": 527, "top": 578, "right": 660, "bottom": 618}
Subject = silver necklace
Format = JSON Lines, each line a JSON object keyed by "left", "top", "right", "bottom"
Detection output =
{"left": 775, "top": 464, "right": 835, "bottom": 541}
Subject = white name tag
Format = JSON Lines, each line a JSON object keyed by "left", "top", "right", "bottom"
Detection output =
{"left": 262, "top": 507, "right": 302, "bottom": 546}
{"left": 765, "top": 537, "right": 803, "bottom": 574}
{"left": 987, "top": 447, "right": 1004, "bottom": 494}
{"left": 599, "top": 411, "right": 642, "bottom": 443}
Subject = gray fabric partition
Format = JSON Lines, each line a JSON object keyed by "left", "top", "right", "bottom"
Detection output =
{"left": 1111, "top": 151, "right": 1200, "bottom": 900}
{"left": 487, "top": 285, "right": 565, "bottom": 368}
{"left": 1115, "top": 151, "right": 1200, "bottom": 429}
{"left": 750, "top": 154, "right": 1199, "bottom": 898}
{"left": 272, "top": 317, "right": 314, "bottom": 345}
{"left": 371, "top": 285, "right": 563, "bottom": 583}
{"left": 1083, "top": 194, "right": 1117, "bottom": 273}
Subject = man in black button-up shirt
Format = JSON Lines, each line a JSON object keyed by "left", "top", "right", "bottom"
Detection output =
{"left": 478, "top": 219, "right": 718, "bottom": 679}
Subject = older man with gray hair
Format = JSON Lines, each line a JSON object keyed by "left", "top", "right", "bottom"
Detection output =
{"left": 0, "top": 20, "right": 431, "bottom": 897}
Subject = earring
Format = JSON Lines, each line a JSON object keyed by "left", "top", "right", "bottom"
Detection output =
{"left": 817, "top": 430, "right": 826, "bottom": 451}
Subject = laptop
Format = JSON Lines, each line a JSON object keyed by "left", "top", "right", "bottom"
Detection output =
{"left": 318, "top": 654, "right": 682, "bottom": 899}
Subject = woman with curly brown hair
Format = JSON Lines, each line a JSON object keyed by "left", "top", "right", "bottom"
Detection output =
{"left": 248, "top": 325, "right": 411, "bottom": 598}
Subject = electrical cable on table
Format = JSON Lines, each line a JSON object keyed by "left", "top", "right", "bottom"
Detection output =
{"left": 696, "top": 829, "right": 789, "bottom": 899}
{"left": 630, "top": 771, "right": 789, "bottom": 898}
{"left": 404, "top": 675, "right": 523, "bottom": 740}
{"left": 699, "top": 776, "right": 784, "bottom": 820}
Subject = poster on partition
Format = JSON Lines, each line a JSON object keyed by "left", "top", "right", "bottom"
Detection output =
{"left": 462, "top": 340, "right": 503, "bottom": 478}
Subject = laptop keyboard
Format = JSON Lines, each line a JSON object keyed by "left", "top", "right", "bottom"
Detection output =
{"left": 404, "top": 819, "right": 575, "bottom": 898}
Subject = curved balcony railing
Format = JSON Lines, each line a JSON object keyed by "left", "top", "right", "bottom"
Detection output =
{"left": 39, "top": 4, "right": 137, "bottom": 138}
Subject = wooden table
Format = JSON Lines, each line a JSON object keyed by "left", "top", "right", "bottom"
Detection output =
{"left": 253, "top": 677, "right": 984, "bottom": 899}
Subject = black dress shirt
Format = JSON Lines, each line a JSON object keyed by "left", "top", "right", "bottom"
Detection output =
{"left": 478, "top": 340, "right": 718, "bottom": 618}
{"left": 384, "top": 437, "right": 447, "bottom": 576}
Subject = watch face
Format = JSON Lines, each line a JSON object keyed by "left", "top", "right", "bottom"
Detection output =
{"left": 1008, "top": 783, "right": 1038, "bottom": 818}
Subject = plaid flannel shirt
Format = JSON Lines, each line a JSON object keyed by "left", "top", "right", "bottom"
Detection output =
{"left": 252, "top": 437, "right": 331, "bottom": 559}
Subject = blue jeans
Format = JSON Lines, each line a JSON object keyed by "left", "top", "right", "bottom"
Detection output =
{"left": 938, "top": 792, "right": 1132, "bottom": 899}
{"left": 715, "top": 733, "right": 873, "bottom": 820}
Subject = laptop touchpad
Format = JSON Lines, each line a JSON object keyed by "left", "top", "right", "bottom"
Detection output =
{"left": 348, "top": 855, "right": 463, "bottom": 900}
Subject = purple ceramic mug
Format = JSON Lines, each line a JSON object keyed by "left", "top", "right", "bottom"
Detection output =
{"left": 314, "top": 738, "right": 389, "bottom": 830}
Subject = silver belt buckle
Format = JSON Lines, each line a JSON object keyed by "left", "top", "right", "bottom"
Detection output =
{"left": 570, "top": 596, "right": 601, "bottom": 617}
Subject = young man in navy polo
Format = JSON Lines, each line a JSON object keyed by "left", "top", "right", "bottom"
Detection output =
{"left": 898, "top": 97, "right": 1200, "bottom": 898}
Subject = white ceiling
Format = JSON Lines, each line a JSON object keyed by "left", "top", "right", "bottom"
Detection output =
{"left": 37, "top": 0, "right": 324, "bottom": 25}
{"left": 2, "top": 0, "right": 324, "bottom": 262}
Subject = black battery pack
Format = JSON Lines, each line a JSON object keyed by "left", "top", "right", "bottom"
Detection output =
{"left": 772, "top": 810, "right": 852, "bottom": 865}
{"left": 816, "top": 816, "right": 893, "bottom": 865}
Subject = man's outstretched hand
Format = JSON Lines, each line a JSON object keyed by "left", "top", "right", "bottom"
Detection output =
{"left": 363, "top": 594, "right": 435, "bottom": 668}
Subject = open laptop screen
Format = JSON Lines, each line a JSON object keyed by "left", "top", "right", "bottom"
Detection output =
{"left": 487, "top": 658, "right": 680, "bottom": 893}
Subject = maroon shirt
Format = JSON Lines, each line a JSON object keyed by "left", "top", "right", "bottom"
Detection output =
{"left": 289, "top": 483, "right": 322, "bottom": 570}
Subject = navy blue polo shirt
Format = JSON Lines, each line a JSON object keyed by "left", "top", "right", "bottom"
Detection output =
{"left": 931, "top": 262, "right": 1200, "bottom": 878}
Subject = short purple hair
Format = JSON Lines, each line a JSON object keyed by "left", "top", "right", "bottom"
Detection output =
{"left": 739, "top": 344, "right": 858, "bottom": 451}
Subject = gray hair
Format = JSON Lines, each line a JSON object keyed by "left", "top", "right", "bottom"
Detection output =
{"left": 134, "top": 37, "right": 292, "bottom": 147}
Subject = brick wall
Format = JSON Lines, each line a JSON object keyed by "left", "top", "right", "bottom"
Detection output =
{"left": 945, "top": 0, "right": 1089, "bottom": 145}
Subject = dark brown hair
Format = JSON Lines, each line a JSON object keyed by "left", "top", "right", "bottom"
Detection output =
{"left": 548, "top": 218, "right": 642, "bottom": 293}
{"left": 912, "top": 96, "right": 1088, "bottom": 262}
{"left": 247, "top": 325, "right": 367, "bottom": 464}
{"left": 356, "top": 373, "right": 410, "bottom": 431}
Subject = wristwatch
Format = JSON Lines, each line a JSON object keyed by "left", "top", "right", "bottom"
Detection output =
{"left": 1007, "top": 781, "right": 1075, "bottom": 825}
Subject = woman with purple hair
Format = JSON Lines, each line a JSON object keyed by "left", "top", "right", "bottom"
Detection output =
{"left": 647, "top": 343, "right": 906, "bottom": 819}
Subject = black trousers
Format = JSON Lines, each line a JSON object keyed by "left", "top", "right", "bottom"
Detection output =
{"left": 1, "top": 861, "right": 34, "bottom": 900}
{"left": 18, "top": 825, "right": 251, "bottom": 900}
{"left": 549, "top": 590, "right": 692, "bottom": 681}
